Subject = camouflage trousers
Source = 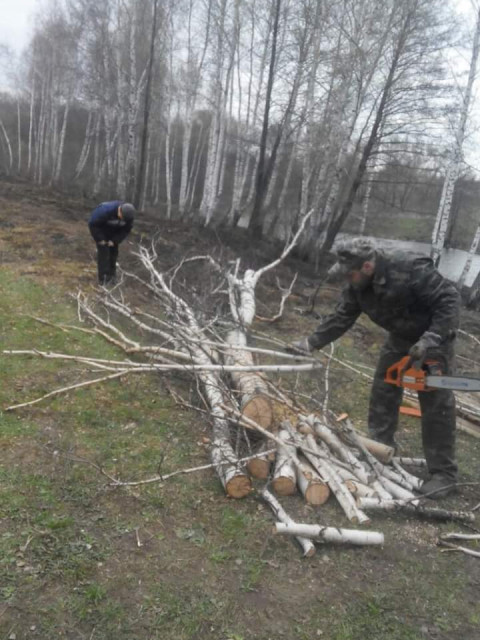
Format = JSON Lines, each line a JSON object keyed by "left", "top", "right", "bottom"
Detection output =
{"left": 368, "top": 334, "right": 457, "bottom": 480}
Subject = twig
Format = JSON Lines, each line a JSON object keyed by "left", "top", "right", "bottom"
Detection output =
{"left": 440, "top": 532, "right": 480, "bottom": 541}
{"left": 438, "top": 539, "right": 480, "bottom": 557}
{"left": 61, "top": 448, "right": 276, "bottom": 487}
{"left": 256, "top": 273, "right": 298, "bottom": 323}
{"left": 5, "top": 370, "right": 131, "bottom": 411}
{"left": 260, "top": 488, "right": 315, "bottom": 557}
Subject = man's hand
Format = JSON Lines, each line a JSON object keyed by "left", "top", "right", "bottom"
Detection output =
{"left": 107, "top": 240, "right": 115, "bottom": 247}
{"left": 98, "top": 240, "right": 107, "bottom": 246}
{"left": 285, "top": 337, "right": 313, "bottom": 356}
{"left": 408, "top": 340, "right": 428, "bottom": 369}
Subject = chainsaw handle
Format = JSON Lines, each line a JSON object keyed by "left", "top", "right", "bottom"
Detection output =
{"left": 385, "top": 356, "right": 412, "bottom": 387}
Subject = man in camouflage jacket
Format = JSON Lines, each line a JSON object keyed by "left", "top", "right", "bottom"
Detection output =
{"left": 289, "top": 238, "right": 460, "bottom": 499}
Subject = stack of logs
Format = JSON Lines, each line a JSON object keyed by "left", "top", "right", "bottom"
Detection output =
{"left": 236, "top": 411, "right": 475, "bottom": 556}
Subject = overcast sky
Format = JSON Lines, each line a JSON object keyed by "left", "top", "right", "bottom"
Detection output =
{"left": 0, "top": 0, "right": 38, "bottom": 55}
{"left": 0, "top": 0, "right": 476, "bottom": 54}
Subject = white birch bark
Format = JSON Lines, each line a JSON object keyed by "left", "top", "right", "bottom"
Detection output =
{"left": 28, "top": 78, "right": 35, "bottom": 173}
{"left": 457, "top": 221, "right": 480, "bottom": 288}
{"left": 272, "top": 428, "right": 297, "bottom": 496}
{"left": 300, "top": 433, "right": 370, "bottom": 525}
{"left": 295, "top": 457, "right": 330, "bottom": 506}
{"left": 53, "top": 101, "right": 69, "bottom": 183}
{"left": 261, "top": 489, "right": 315, "bottom": 557}
{"left": 178, "top": 0, "right": 212, "bottom": 215}
{"left": 308, "top": 417, "right": 372, "bottom": 486}
{"left": 431, "top": 5, "right": 480, "bottom": 265}
{"left": 275, "top": 522, "right": 384, "bottom": 546}
{"left": 16, "top": 99, "right": 22, "bottom": 174}
{"left": 0, "top": 118, "right": 13, "bottom": 173}
{"left": 74, "top": 110, "right": 93, "bottom": 179}
{"left": 137, "top": 248, "right": 250, "bottom": 498}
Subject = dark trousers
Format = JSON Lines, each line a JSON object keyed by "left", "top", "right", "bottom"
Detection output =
{"left": 96, "top": 243, "right": 118, "bottom": 285}
{"left": 368, "top": 334, "right": 457, "bottom": 480}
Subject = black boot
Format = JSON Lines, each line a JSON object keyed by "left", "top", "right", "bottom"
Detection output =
{"left": 418, "top": 474, "right": 457, "bottom": 500}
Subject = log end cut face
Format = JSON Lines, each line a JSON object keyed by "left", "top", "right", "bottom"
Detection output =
{"left": 242, "top": 395, "right": 273, "bottom": 430}
{"left": 272, "top": 476, "right": 297, "bottom": 496}
{"left": 246, "top": 458, "right": 271, "bottom": 479}
{"left": 226, "top": 475, "right": 252, "bottom": 499}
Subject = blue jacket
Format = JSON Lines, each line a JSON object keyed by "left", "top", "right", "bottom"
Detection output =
{"left": 88, "top": 201, "right": 133, "bottom": 244}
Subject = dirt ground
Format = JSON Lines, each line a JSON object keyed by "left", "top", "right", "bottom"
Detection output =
{"left": 1, "top": 176, "right": 480, "bottom": 640}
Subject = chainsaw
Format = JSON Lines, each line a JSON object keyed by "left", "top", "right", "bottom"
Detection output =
{"left": 385, "top": 356, "right": 480, "bottom": 392}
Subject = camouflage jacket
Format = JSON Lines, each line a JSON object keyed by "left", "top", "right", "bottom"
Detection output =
{"left": 308, "top": 250, "right": 460, "bottom": 350}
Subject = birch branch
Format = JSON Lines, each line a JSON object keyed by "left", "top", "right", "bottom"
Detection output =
{"left": 261, "top": 489, "right": 316, "bottom": 557}
{"left": 5, "top": 370, "right": 131, "bottom": 411}
{"left": 357, "top": 497, "right": 475, "bottom": 523}
{"left": 256, "top": 273, "right": 298, "bottom": 323}
{"left": 437, "top": 540, "right": 480, "bottom": 558}
{"left": 274, "top": 522, "right": 384, "bottom": 546}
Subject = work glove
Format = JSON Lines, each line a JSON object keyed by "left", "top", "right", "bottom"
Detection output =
{"left": 408, "top": 339, "right": 428, "bottom": 369}
{"left": 107, "top": 240, "right": 115, "bottom": 247}
{"left": 285, "top": 337, "right": 313, "bottom": 356}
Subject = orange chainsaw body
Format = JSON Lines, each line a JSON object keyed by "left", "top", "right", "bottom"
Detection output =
{"left": 384, "top": 356, "right": 441, "bottom": 392}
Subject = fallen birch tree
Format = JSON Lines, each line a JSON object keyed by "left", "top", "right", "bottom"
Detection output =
{"left": 4, "top": 212, "right": 477, "bottom": 555}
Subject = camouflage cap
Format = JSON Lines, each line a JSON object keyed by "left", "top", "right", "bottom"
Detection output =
{"left": 328, "top": 238, "right": 377, "bottom": 277}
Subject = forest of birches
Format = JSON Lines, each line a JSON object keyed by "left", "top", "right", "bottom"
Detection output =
{"left": 1, "top": 0, "right": 480, "bottom": 274}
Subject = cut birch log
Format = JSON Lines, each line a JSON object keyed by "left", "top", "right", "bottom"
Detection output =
{"left": 274, "top": 522, "right": 384, "bottom": 546}
{"left": 371, "top": 480, "right": 394, "bottom": 501}
{"left": 211, "top": 418, "right": 252, "bottom": 499}
{"left": 272, "top": 428, "right": 297, "bottom": 496}
{"left": 376, "top": 476, "right": 419, "bottom": 505}
{"left": 391, "top": 460, "right": 423, "bottom": 491}
{"left": 246, "top": 441, "right": 273, "bottom": 479}
{"left": 331, "top": 463, "right": 378, "bottom": 498}
{"left": 296, "top": 456, "right": 330, "bottom": 506}
{"left": 226, "top": 328, "right": 273, "bottom": 430}
{"left": 308, "top": 417, "right": 372, "bottom": 485}
{"left": 299, "top": 433, "right": 370, "bottom": 525}
{"left": 393, "top": 457, "right": 427, "bottom": 468}
{"left": 261, "top": 489, "right": 315, "bottom": 557}
{"left": 355, "top": 435, "right": 394, "bottom": 464}
{"left": 357, "top": 497, "right": 475, "bottom": 523}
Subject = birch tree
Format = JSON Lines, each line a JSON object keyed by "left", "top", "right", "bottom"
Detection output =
{"left": 431, "top": 3, "right": 480, "bottom": 266}
{"left": 315, "top": 0, "right": 453, "bottom": 260}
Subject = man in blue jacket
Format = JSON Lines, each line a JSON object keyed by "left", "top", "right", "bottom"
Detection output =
{"left": 88, "top": 201, "right": 135, "bottom": 285}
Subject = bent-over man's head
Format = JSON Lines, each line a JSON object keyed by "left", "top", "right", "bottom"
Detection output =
{"left": 328, "top": 238, "right": 377, "bottom": 290}
{"left": 119, "top": 203, "right": 136, "bottom": 223}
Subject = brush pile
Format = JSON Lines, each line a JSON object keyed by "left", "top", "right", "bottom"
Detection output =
{"left": 4, "top": 217, "right": 477, "bottom": 556}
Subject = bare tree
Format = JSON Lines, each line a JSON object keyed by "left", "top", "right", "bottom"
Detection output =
{"left": 431, "top": 3, "right": 480, "bottom": 265}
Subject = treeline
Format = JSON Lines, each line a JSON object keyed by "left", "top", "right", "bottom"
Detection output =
{"left": 0, "top": 0, "right": 478, "bottom": 261}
